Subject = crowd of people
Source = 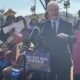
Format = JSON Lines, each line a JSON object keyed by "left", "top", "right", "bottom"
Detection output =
{"left": 0, "top": 1, "right": 80, "bottom": 80}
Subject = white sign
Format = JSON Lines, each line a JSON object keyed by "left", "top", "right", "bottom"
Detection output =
{"left": 3, "top": 20, "right": 25, "bottom": 34}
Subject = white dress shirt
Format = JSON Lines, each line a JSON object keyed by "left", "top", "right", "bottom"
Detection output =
{"left": 51, "top": 18, "right": 59, "bottom": 34}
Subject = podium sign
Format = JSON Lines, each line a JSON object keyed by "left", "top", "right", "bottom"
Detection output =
{"left": 25, "top": 50, "right": 50, "bottom": 72}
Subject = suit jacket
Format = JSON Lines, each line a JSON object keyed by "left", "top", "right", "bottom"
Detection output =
{"left": 73, "top": 20, "right": 80, "bottom": 31}
{"left": 29, "top": 18, "right": 73, "bottom": 67}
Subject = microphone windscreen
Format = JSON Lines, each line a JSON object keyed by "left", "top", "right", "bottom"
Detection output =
{"left": 25, "top": 27, "right": 40, "bottom": 46}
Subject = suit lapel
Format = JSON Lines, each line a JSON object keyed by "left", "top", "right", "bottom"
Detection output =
{"left": 57, "top": 18, "right": 63, "bottom": 34}
{"left": 45, "top": 20, "right": 52, "bottom": 33}
{"left": 48, "top": 20, "right": 55, "bottom": 35}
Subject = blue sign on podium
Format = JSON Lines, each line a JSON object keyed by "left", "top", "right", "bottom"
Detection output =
{"left": 25, "top": 50, "right": 50, "bottom": 72}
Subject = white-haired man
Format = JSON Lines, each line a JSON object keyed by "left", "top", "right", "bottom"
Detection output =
{"left": 26, "top": 1, "right": 74, "bottom": 80}
{"left": 39, "top": 1, "right": 73, "bottom": 80}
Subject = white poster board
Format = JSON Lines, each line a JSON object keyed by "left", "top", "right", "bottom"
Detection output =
{"left": 3, "top": 20, "right": 25, "bottom": 34}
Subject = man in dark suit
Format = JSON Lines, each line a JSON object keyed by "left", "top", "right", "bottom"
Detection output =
{"left": 27, "top": 1, "right": 74, "bottom": 80}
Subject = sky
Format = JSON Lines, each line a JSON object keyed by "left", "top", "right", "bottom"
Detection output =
{"left": 0, "top": 0, "right": 80, "bottom": 16}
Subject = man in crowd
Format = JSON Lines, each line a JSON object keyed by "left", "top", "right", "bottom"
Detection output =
{"left": 28, "top": 1, "right": 74, "bottom": 80}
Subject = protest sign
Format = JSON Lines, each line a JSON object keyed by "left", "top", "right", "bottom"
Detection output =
{"left": 25, "top": 50, "right": 50, "bottom": 72}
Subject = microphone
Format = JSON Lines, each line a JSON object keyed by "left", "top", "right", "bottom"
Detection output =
{"left": 25, "top": 26, "right": 40, "bottom": 47}
{"left": 29, "top": 26, "right": 40, "bottom": 39}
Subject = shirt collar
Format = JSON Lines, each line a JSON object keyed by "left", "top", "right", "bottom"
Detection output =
{"left": 51, "top": 17, "right": 59, "bottom": 23}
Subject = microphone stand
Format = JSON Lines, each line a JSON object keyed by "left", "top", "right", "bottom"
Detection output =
{"left": 20, "top": 45, "right": 34, "bottom": 80}
{"left": 20, "top": 26, "right": 44, "bottom": 80}
{"left": 20, "top": 46, "right": 27, "bottom": 80}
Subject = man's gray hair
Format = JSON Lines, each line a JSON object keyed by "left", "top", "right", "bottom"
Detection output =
{"left": 47, "top": 0, "right": 59, "bottom": 9}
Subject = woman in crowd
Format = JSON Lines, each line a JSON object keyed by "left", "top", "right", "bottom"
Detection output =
{"left": 2, "top": 16, "right": 33, "bottom": 80}
{"left": 72, "top": 10, "right": 80, "bottom": 80}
